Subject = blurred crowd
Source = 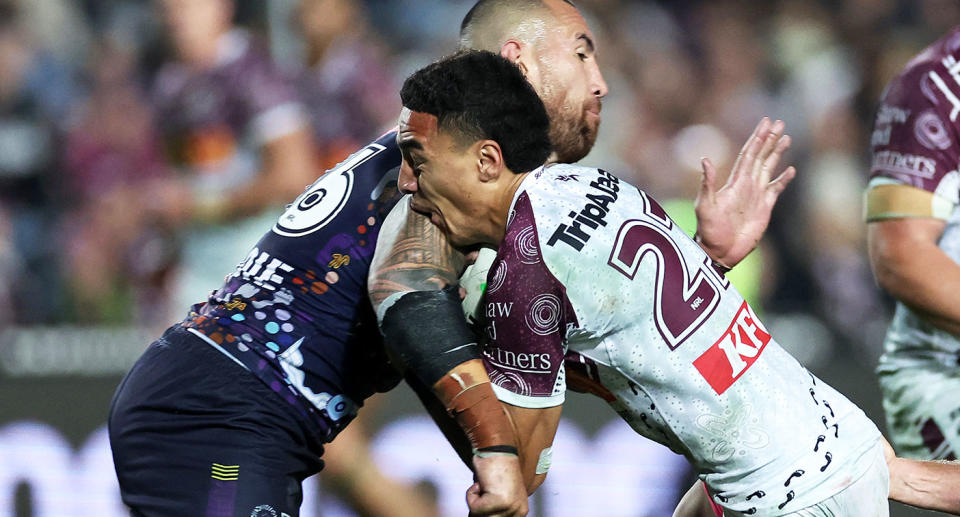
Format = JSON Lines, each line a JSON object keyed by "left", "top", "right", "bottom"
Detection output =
{"left": 1, "top": 0, "right": 959, "bottom": 368}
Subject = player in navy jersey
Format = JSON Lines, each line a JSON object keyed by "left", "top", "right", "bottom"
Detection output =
{"left": 388, "top": 49, "right": 960, "bottom": 516}
{"left": 109, "top": 1, "right": 798, "bottom": 516}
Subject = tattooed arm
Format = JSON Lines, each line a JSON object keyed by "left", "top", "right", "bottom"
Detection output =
{"left": 369, "top": 196, "right": 467, "bottom": 307}
{"left": 369, "top": 196, "right": 528, "bottom": 517}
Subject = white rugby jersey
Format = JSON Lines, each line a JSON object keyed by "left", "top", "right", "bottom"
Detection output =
{"left": 481, "top": 163, "right": 882, "bottom": 515}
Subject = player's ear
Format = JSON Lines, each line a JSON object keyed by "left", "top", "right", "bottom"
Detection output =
{"left": 500, "top": 40, "right": 527, "bottom": 76}
{"left": 477, "top": 140, "right": 504, "bottom": 183}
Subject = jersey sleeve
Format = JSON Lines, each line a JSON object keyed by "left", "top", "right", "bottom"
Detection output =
{"left": 867, "top": 59, "right": 960, "bottom": 221}
{"left": 480, "top": 194, "right": 576, "bottom": 409}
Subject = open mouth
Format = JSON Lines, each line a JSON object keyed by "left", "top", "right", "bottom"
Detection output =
{"left": 409, "top": 199, "right": 447, "bottom": 232}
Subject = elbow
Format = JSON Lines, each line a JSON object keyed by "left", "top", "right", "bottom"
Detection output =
{"left": 526, "top": 473, "right": 546, "bottom": 496}
{"left": 871, "top": 258, "right": 902, "bottom": 296}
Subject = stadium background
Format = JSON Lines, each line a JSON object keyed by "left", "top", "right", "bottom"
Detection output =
{"left": 0, "top": 0, "right": 957, "bottom": 515}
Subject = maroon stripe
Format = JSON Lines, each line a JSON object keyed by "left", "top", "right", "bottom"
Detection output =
{"left": 920, "top": 418, "right": 958, "bottom": 460}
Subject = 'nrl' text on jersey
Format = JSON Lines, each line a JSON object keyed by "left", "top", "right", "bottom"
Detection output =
{"left": 482, "top": 163, "right": 881, "bottom": 515}
{"left": 182, "top": 131, "right": 404, "bottom": 441}
{"left": 868, "top": 26, "right": 960, "bottom": 373}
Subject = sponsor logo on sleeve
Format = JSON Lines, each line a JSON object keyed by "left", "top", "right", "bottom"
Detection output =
{"left": 693, "top": 302, "right": 771, "bottom": 395}
{"left": 483, "top": 346, "right": 553, "bottom": 374}
{"left": 875, "top": 104, "right": 911, "bottom": 125}
{"left": 871, "top": 150, "right": 937, "bottom": 179}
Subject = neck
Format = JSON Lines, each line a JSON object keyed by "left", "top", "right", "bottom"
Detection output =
{"left": 486, "top": 170, "right": 531, "bottom": 245}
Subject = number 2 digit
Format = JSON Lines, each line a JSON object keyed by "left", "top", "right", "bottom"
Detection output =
{"left": 607, "top": 193, "right": 725, "bottom": 349}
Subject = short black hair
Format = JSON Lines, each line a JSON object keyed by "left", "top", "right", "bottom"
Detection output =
{"left": 400, "top": 50, "right": 552, "bottom": 174}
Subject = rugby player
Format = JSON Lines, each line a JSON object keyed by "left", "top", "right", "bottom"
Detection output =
{"left": 109, "top": 1, "right": 789, "bottom": 516}
{"left": 866, "top": 26, "right": 960, "bottom": 462}
{"left": 390, "top": 49, "right": 960, "bottom": 516}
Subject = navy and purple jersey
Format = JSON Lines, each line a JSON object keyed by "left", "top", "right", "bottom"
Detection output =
{"left": 182, "top": 130, "right": 403, "bottom": 442}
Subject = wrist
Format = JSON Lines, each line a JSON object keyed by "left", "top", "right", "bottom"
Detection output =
{"left": 473, "top": 445, "right": 519, "bottom": 458}
{"left": 434, "top": 369, "right": 518, "bottom": 451}
{"left": 693, "top": 231, "right": 733, "bottom": 274}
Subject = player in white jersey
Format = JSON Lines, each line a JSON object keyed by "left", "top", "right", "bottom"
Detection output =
{"left": 866, "top": 26, "right": 960, "bottom": 462}
{"left": 391, "top": 50, "right": 960, "bottom": 516}
{"left": 478, "top": 162, "right": 886, "bottom": 515}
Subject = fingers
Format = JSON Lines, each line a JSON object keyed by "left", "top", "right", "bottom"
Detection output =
{"left": 766, "top": 166, "right": 796, "bottom": 198}
{"left": 730, "top": 118, "right": 770, "bottom": 181}
{"left": 733, "top": 124, "right": 768, "bottom": 182}
{"left": 699, "top": 157, "right": 718, "bottom": 201}
{"left": 740, "top": 117, "right": 770, "bottom": 155}
{"left": 760, "top": 134, "right": 791, "bottom": 183}
{"left": 752, "top": 120, "right": 786, "bottom": 180}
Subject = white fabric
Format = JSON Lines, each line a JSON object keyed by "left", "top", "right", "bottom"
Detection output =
{"left": 500, "top": 163, "right": 883, "bottom": 515}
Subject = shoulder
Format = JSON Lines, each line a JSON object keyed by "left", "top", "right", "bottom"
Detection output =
{"left": 514, "top": 165, "right": 626, "bottom": 254}
{"left": 870, "top": 29, "right": 960, "bottom": 194}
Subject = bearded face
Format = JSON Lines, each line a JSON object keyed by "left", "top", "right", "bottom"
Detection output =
{"left": 542, "top": 82, "right": 601, "bottom": 164}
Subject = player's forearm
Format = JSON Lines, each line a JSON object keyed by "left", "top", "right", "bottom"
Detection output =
{"left": 501, "top": 403, "right": 563, "bottom": 494}
{"left": 869, "top": 230, "right": 960, "bottom": 336}
{"left": 888, "top": 457, "right": 960, "bottom": 515}
{"left": 433, "top": 359, "right": 519, "bottom": 455}
{"left": 195, "top": 128, "right": 316, "bottom": 222}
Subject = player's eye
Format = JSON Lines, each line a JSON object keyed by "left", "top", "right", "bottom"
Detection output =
{"left": 577, "top": 51, "right": 588, "bottom": 61}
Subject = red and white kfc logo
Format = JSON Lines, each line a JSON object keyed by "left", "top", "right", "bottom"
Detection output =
{"left": 693, "top": 302, "right": 771, "bottom": 395}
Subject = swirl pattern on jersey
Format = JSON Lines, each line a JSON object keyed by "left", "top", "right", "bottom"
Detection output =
{"left": 487, "top": 260, "right": 508, "bottom": 294}
{"left": 525, "top": 293, "right": 562, "bottom": 336}
{"left": 515, "top": 225, "right": 541, "bottom": 264}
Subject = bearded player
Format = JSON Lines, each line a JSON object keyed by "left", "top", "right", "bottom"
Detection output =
{"left": 385, "top": 49, "right": 960, "bottom": 516}
{"left": 108, "top": 1, "right": 793, "bottom": 516}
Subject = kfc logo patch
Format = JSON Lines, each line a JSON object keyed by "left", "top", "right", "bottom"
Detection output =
{"left": 693, "top": 302, "right": 771, "bottom": 395}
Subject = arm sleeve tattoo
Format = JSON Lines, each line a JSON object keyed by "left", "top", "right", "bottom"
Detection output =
{"left": 369, "top": 196, "right": 468, "bottom": 310}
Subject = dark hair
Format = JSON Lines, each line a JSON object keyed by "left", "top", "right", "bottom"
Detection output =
{"left": 400, "top": 50, "right": 552, "bottom": 173}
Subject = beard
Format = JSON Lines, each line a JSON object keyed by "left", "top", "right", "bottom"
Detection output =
{"left": 545, "top": 97, "right": 601, "bottom": 164}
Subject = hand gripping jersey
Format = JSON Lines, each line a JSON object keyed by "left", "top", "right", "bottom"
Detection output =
{"left": 868, "top": 27, "right": 960, "bottom": 377}
{"left": 182, "top": 131, "right": 403, "bottom": 442}
{"left": 482, "top": 164, "right": 881, "bottom": 515}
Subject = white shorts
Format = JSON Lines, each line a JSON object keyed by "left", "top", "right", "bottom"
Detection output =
{"left": 880, "top": 367, "right": 960, "bottom": 460}
{"left": 782, "top": 439, "right": 889, "bottom": 517}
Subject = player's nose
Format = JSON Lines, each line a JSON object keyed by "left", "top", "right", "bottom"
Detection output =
{"left": 398, "top": 161, "right": 418, "bottom": 194}
{"left": 591, "top": 62, "right": 609, "bottom": 99}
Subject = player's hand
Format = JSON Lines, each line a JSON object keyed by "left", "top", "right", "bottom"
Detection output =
{"left": 466, "top": 453, "right": 528, "bottom": 517}
{"left": 694, "top": 117, "right": 796, "bottom": 269}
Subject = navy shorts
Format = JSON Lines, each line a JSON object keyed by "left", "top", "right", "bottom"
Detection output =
{"left": 109, "top": 326, "right": 326, "bottom": 517}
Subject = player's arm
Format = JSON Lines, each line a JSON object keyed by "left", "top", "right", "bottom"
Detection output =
{"left": 220, "top": 126, "right": 317, "bottom": 219}
{"left": 868, "top": 213, "right": 960, "bottom": 336}
{"left": 885, "top": 437, "right": 960, "bottom": 514}
{"left": 673, "top": 481, "right": 723, "bottom": 517}
{"left": 497, "top": 403, "right": 563, "bottom": 494}
{"left": 370, "top": 197, "right": 527, "bottom": 517}
{"left": 694, "top": 117, "right": 796, "bottom": 269}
